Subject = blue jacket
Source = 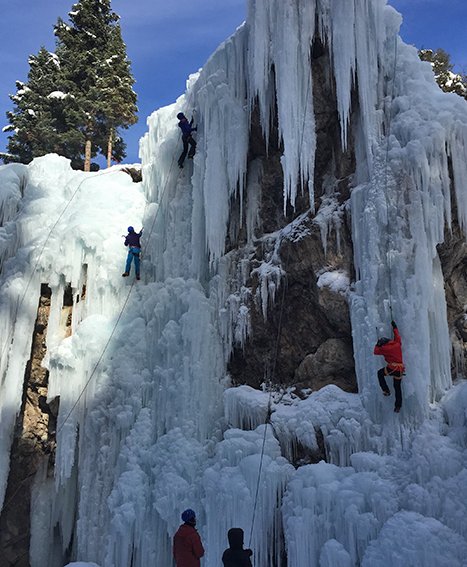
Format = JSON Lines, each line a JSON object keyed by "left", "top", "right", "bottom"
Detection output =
{"left": 178, "top": 118, "right": 195, "bottom": 137}
{"left": 125, "top": 231, "right": 142, "bottom": 248}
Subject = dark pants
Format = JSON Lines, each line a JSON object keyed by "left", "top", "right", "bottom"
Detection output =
{"left": 178, "top": 134, "right": 196, "bottom": 167}
{"left": 378, "top": 367, "right": 402, "bottom": 409}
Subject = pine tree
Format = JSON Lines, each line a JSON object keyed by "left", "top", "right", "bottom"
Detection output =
{"left": 1, "top": 47, "right": 77, "bottom": 164}
{"left": 54, "top": 0, "right": 137, "bottom": 170}
{"left": 419, "top": 48, "right": 467, "bottom": 100}
{"left": 95, "top": 23, "right": 137, "bottom": 167}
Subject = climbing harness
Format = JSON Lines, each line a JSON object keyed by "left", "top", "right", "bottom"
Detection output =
{"left": 384, "top": 364, "right": 404, "bottom": 375}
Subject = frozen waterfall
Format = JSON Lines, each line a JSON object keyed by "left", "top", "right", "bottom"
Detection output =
{"left": 1, "top": 0, "right": 467, "bottom": 566}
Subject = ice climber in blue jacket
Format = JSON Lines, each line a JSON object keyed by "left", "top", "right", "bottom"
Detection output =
{"left": 177, "top": 112, "right": 197, "bottom": 168}
{"left": 122, "top": 226, "right": 142, "bottom": 280}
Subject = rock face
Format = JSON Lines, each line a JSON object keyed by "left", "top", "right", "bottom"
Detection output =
{"left": 225, "top": 45, "right": 467, "bottom": 400}
{"left": 438, "top": 217, "right": 467, "bottom": 375}
{"left": 122, "top": 166, "right": 142, "bottom": 183}
{"left": 296, "top": 338, "right": 356, "bottom": 392}
{"left": 227, "top": 42, "right": 357, "bottom": 394}
{"left": 0, "top": 285, "right": 56, "bottom": 567}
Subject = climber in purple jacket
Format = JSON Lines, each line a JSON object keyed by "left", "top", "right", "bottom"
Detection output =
{"left": 122, "top": 226, "right": 142, "bottom": 280}
{"left": 177, "top": 112, "right": 197, "bottom": 168}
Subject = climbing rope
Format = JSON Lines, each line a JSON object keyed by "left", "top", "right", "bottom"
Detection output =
{"left": 248, "top": 243, "right": 291, "bottom": 548}
{"left": 0, "top": 168, "right": 121, "bottom": 371}
{"left": 1, "top": 122, "right": 187, "bottom": 530}
{"left": 54, "top": 91, "right": 203, "bottom": 433}
{"left": 248, "top": 392, "right": 273, "bottom": 547}
{"left": 382, "top": 35, "right": 399, "bottom": 314}
{"left": 248, "top": 59, "right": 313, "bottom": 547}
{"left": 57, "top": 147, "right": 182, "bottom": 435}
{"left": 247, "top": 241, "right": 292, "bottom": 549}
{"left": 0, "top": 167, "right": 133, "bottom": 519}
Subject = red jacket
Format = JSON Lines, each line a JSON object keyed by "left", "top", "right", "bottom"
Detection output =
{"left": 374, "top": 328, "right": 405, "bottom": 373}
{"left": 173, "top": 524, "right": 205, "bottom": 567}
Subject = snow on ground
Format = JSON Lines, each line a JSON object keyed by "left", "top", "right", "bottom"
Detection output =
{"left": 229, "top": 382, "right": 467, "bottom": 566}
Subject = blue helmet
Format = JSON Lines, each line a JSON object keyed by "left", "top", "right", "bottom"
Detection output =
{"left": 127, "top": 226, "right": 135, "bottom": 233}
{"left": 181, "top": 509, "right": 196, "bottom": 523}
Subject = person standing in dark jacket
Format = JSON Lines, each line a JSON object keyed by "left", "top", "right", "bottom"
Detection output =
{"left": 222, "top": 528, "right": 253, "bottom": 567}
{"left": 374, "top": 320, "right": 405, "bottom": 412}
{"left": 173, "top": 509, "right": 205, "bottom": 567}
{"left": 177, "top": 112, "right": 197, "bottom": 168}
{"left": 122, "top": 226, "right": 142, "bottom": 280}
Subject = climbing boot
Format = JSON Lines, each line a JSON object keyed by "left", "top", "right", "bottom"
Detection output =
{"left": 122, "top": 272, "right": 129, "bottom": 277}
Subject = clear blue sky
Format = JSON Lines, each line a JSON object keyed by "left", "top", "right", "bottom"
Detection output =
{"left": 0, "top": 0, "right": 465, "bottom": 165}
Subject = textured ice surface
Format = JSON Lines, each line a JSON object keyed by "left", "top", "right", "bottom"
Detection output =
{"left": 1, "top": 0, "right": 467, "bottom": 565}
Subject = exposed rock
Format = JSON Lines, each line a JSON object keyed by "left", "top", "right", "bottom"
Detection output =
{"left": 121, "top": 166, "right": 142, "bottom": 183}
{"left": 317, "top": 286, "right": 351, "bottom": 336}
{"left": 228, "top": 41, "right": 357, "bottom": 392}
{"left": 437, "top": 198, "right": 467, "bottom": 375}
{"left": 0, "top": 285, "right": 56, "bottom": 567}
{"left": 295, "top": 338, "right": 357, "bottom": 393}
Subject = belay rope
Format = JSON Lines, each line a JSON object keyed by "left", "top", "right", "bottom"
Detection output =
{"left": 0, "top": 168, "right": 120, "bottom": 371}
{"left": 247, "top": 246, "right": 291, "bottom": 548}
{"left": 1, "top": 108, "right": 191, "bottom": 524}
{"left": 382, "top": 34, "right": 399, "bottom": 315}
{"left": 57, "top": 149, "right": 182, "bottom": 435}
{"left": 248, "top": 60, "right": 313, "bottom": 548}
{"left": 57, "top": 96, "right": 199, "bottom": 430}
{"left": 0, "top": 166, "right": 135, "bottom": 516}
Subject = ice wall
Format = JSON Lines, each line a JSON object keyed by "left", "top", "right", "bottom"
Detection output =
{"left": 0, "top": 164, "right": 25, "bottom": 269}
{"left": 350, "top": 30, "right": 467, "bottom": 423}
{"left": 145, "top": 0, "right": 467, "bottom": 427}
{"left": 227, "top": 384, "right": 467, "bottom": 567}
{"left": 0, "top": 156, "right": 146, "bottom": 510}
{"left": 1, "top": 0, "right": 467, "bottom": 566}
{"left": 138, "top": 0, "right": 467, "bottom": 562}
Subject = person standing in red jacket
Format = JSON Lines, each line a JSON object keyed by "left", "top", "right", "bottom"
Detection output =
{"left": 173, "top": 509, "right": 205, "bottom": 567}
{"left": 374, "top": 320, "right": 405, "bottom": 413}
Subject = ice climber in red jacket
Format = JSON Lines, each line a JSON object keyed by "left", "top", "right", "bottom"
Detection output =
{"left": 173, "top": 509, "right": 205, "bottom": 567}
{"left": 374, "top": 320, "right": 405, "bottom": 413}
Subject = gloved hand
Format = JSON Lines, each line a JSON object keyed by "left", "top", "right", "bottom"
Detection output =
{"left": 391, "top": 320, "right": 397, "bottom": 329}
